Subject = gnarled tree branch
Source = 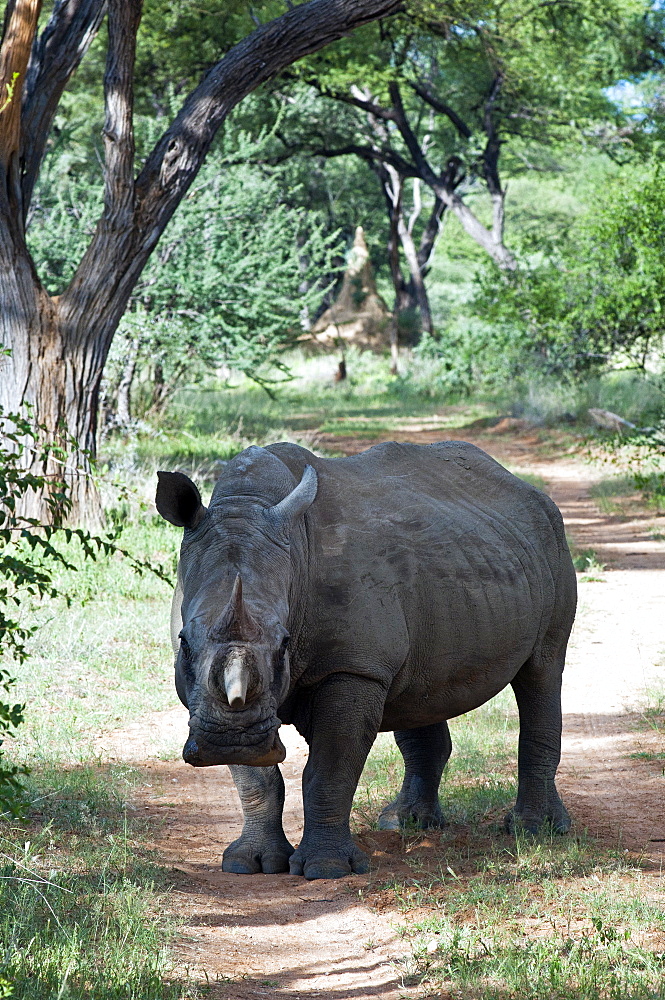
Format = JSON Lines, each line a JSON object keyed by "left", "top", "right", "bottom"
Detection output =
{"left": 60, "top": 0, "right": 404, "bottom": 339}
{"left": 0, "top": 0, "right": 41, "bottom": 237}
{"left": 409, "top": 79, "right": 472, "bottom": 139}
{"left": 21, "top": 0, "right": 106, "bottom": 216}
{"left": 102, "top": 0, "right": 141, "bottom": 229}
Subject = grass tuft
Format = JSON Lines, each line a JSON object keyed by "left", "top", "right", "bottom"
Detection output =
{"left": 0, "top": 768, "right": 196, "bottom": 1000}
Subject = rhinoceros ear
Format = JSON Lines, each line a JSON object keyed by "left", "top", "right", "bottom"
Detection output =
{"left": 264, "top": 464, "right": 317, "bottom": 535}
{"left": 155, "top": 471, "right": 206, "bottom": 528}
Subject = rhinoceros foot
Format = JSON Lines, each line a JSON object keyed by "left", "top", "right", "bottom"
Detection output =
{"left": 289, "top": 830, "right": 370, "bottom": 880}
{"left": 504, "top": 800, "right": 571, "bottom": 836}
{"left": 222, "top": 832, "right": 294, "bottom": 874}
{"left": 378, "top": 794, "right": 446, "bottom": 832}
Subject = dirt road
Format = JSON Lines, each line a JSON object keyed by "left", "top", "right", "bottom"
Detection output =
{"left": 98, "top": 422, "right": 665, "bottom": 998}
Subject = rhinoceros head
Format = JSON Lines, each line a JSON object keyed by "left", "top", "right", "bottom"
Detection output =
{"left": 155, "top": 449, "right": 317, "bottom": 767}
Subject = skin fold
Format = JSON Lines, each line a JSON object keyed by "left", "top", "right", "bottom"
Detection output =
{"left": 155, "top": 440, "right": 577, "bottom": 881}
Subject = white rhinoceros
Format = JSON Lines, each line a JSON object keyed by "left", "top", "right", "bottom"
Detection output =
{"left": 156, "top": 440, "right": 576, "bottom": 880}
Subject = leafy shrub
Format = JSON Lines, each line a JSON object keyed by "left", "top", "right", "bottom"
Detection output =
{"left": 475, "top": 161, "right": 665, "bottom": 378}
{"left": 0, "top": 407, "right": 169, "bottom": 816}
{"left": 0, "top": 409, "right": 73, "bottom": 815}
{"left": 407, "top": 320, "right": 536, "bottom": 397}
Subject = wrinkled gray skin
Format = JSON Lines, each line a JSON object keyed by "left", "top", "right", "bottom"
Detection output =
{"left": 155, "top": 441, "right": 576, "bottom": 881}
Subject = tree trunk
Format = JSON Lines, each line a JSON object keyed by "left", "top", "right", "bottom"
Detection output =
{"left": 0, "top": 259, "right": 103, "bottom": 525}
{"left": 152, "top": 360, "right": 165, "bottom": 413}
{"left": 380, "top": 164, "right": 436, "bottom": 345}
{"left": 397, "top": 213, "right": 433, "bottom": 336}
{"left": 380, "top": 164, "right": 405, "bottom": 372}
{"left": 386, "top": 222, "right": 405, "bottom": 373}
{"left": 443, "top": 189, "right": 515, "bottom": 270}
{"left": 1, "top": 0, "right": 404, "bottom": 523}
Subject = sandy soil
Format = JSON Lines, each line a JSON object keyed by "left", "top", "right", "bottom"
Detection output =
{"left": 96, "top": 420, "right": 665, "bottom": 998}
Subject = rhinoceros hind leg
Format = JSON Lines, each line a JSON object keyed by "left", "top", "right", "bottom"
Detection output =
{"left": 506, "top": 651, "right": 571, "bottom": 836}
{"left": 378, "top": 721, "right": 452, "bottom": 831}
{"left": 223, "top": 764, "right": 294, "bottom": 874}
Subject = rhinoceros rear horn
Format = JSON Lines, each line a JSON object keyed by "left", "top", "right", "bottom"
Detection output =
{"left": 216, "top": 573, "right": 262, "bottom": 642}
{"left": 155, "top": 471, "right": 206, "bottom": 528}
{"left": 264, "top": 465, "right": 317, "bottom": 535}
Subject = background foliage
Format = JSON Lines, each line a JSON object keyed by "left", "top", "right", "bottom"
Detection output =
{"left": 475, "top": 158, "right": 665, "bottom": 377}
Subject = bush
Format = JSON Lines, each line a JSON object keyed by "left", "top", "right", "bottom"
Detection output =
{"left": 0, "top": 408, "right": 71, "bottom": 816}
{"left": 0, "top": 406, "right": 169, "bottom": 816}
{"left": 474, "top": 161, "right": 665, "bottom": 378}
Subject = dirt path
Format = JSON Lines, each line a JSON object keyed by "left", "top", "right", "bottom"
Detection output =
{"left": 97, "top": 421, "right": 665, "bottom": 998}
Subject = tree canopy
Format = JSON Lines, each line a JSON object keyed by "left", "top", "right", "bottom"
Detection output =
{"left": 2, "top": 0, "right": 664, "bottom": 524}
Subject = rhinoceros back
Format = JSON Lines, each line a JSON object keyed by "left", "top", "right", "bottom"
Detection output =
{"left": 266, "top": 440, "right": 575, "bottom": 728}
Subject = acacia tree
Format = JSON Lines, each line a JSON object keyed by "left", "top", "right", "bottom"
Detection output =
{"left": 262, "top": 0, "right": 653, "bottom": 337}
{"left": 0, "top": 0, "right": 402, "bottom": 522}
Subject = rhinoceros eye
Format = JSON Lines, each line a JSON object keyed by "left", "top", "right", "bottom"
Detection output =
{"left": 178, "top": 633, "right": 196, "bottom": 681}
{"left": 178, "top": 633, "right": 193, "bottom": 661}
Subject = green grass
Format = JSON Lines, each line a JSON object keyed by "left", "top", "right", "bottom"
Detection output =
{"left": 567, "top": 542, "right": 606, "bottom": 582}
{"left": 0, "top": 769, "right": 197, "bottom": 1000}
{"left": 367, "top": 833, "right": 665, "bottom": 998}
{"left": 4, "top": 518, "right": 179, "bottom": 766}
{"left": 100, "top": 354, "right": 665, "bottom": 497}
{"left": 588, "top": 474, "right": 637, "bottom": 515}
{"left": 509, "top": 370, "right": 665, "bottom": 428}
{"left": 587, "top": 434, "right": 665, "bottom": 516}
{"left": 396, "top": 896, "right": 665, "bottom": 999}
{"left": 357, "top": 719, "right": 665, "bottom": 1000}
{"left": 0, "top": 521, "right": 194, "bottom": 999}
{"left": 635, "top": 680, "right": 665, "bottom": 751}
{"left": 354, "top": 677, "right": 665, "bottom": 1000}
{"left": 589, "top": 474, "right": 636, "bottom": 499}
{"left": 639, "top": 476, "right": 665, "bottom": 514}
{"left": 4, "top": 368, "right": 665, "bottom": 1000}
{"left": 104, "top": 355, "right": 665, "bottom": 487}
{"left": 101, "top": 349, "right": 501, "bottom": 485}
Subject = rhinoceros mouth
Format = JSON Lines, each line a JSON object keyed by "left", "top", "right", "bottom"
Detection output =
{"left": 183, "top": 714, "right": 285, "bottom": 767}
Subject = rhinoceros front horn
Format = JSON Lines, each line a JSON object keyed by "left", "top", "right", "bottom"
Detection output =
{"left": 216, "top": 574, "right": 261, "bottom": 642}
{"left": 264, "top": 465, "right": 317, "bottom": 535}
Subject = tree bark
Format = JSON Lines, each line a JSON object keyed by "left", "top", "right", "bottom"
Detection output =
{"left": 378, "top": 162, "right": 438, "bottom": 345}
{"left": 377, "top": 161, "right": 407, "bottom": 368}
{"left": 386, "top": 184, "right": 404, "bottom": 375}
{"left": 0, "top": 0, "right": 42, "bottom": 241}
{"left": 21, "top": 0, "right": 107, "bottom": 216}
{"left": 394, "top": 177, "right": 434, "bottom": 336}
{"left": 387, "top": 80, "right": 516, "bottom": 271}
{"left": 0, "top": 0, "right": 403, "bottom": 523}
{"left": 0, "top": 269, "right": 103, "bottom": 523}
{"left": 150, "top": 360, "right": 166, "bottom": 415}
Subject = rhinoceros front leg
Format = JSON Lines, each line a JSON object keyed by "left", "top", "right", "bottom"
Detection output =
{"left": 289, "top": 674, "right": 386, "bottom": 880}
{"left": 378, "top": 721, "right": 452, "bottom": 831}
{"left": 506, "top": 653, "right": 571, "bottom": 835}
{"left": 223, "top": 764, "right": 295, "bottom": 874}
